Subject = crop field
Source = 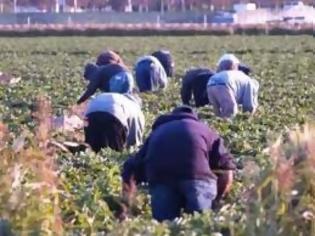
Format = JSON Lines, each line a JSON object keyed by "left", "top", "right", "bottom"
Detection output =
{"left": 0, "top": 35, "right": 314, "bottom": 235}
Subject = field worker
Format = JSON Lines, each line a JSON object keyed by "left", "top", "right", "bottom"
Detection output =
{"left": 151, "top": 50, "right": 174, "bottom": 78}
{"left": 207, "top": 54, "right": 259, "bottom": 119}
{"left": 96, "top": 50, "right": 125, "bottom": 67}
{"left": 77, "top": 63, "right": 135, "bottom": 104}
{"left": 121, "top": 106, "right": 235, "bottom": 221}
{"left": 84, "top": 93, "right": 145, "bottom": 153}
{"left": 181, "top": 68, "right": 214, "bottom": 107}
{"left": 181, "top": 65, "right": 251, "bottom": 108}
{"left": 134, "top": 54, "right": 168, "bottom": 92}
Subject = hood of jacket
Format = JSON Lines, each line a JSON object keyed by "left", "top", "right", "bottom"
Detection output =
{"left": 152, "top": 106, "right": 198, "bottom": 130}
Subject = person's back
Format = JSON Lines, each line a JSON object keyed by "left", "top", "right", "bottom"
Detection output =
{"left": 135, "top": 55, "right": 168, "bottom": 92}
{"left": 209, "top": 70, "right": 259, "bottom": 112}
{"left": 207, "top": 54, "right": 259, "bottom": 118}
{"left": 152, "top": 50, "right": 174, "bottom": 77}
{"left": 85, "top": 93, "right": 145, "bottom": 147}
{"left": 121, "top": 106, "right": 235, "bottom": 221}
{"left": 77, "top": 63, "right": 134, "bottom": 104}
{"left": 97, "top": 64, "right": 131, "bottom": 92}
{"left": 181, "top": 68, "right": 214, "bottom": 107}
{"left": 85, "top": 93, "right": 128, "bottom": 126}
{"left": 146, "top": 114, "right": 217, "bottom": 184}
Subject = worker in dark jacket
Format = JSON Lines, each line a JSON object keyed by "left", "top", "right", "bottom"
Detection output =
{"left": 121, "top": 106, "right": 236, "bottom": 221}
{"left": 181, "top": 64, "right": 251, "bottom": 108}
{"left": 151, "top": 50, "right": 174, "bottom": 78}
{"left": 181, "top": 68, "right": 214, "bottom": 107}
{"left": 77, "top": 63, "right": 135, "bottom": 104}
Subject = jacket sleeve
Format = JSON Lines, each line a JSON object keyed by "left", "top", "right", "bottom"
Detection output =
{"left": 209, "top": 135, "right": 236, "bottom": 171}
{"left": 77, "top": 78, "right": 100, "bottom": 104}
{"left": 126, "top": 111, "right": 145, "bottom": 147}
{"left": 158, "top": 64, "right": 168, "bottom": 89}
{"left": 242, "top": 79, "right": 259, "bottom": 113}
{"left": 181, "top": 75, "right": 193, "bottom": 105}
{"left": 122, "top": 138, "right": 149, "bottom": 184}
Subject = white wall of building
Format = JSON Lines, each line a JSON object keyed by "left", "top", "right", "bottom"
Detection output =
{"left": 235, "top": 4, "right": 315, "bottom": 25}
{"left": 233, "top": 3, "right": 257, "bottom": 13}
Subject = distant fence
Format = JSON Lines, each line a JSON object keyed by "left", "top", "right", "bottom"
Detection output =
{"left": 0, "top": 12, "right": 216, "bottom": 25}
{"left": 0, "top": 22, "right": 312, "bottom": 36}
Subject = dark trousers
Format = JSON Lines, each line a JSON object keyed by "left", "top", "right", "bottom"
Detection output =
{"left": 84, "top": 112, "right": 127, "bottom": 153}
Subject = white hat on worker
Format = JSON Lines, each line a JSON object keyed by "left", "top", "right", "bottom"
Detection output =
{"left": 217, "top": 54, "right": 240, "bottom": 66}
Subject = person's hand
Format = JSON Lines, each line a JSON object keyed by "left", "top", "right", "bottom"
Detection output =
{"left": 122, "top": 176, "right": 137, "bottom": 206}
{"left": 212, "top": 198, "right": 222, "bottom": 211}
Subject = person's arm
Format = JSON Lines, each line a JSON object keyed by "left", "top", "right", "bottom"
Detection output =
{"left": 242, "top": 79, "right": 259, "bottom": 114}
{"left": 77, "top": 78, "right": 99, "bottom": 104}
{"left": 121, "top": 138, "right": 149, "bottom": 203}
{"left": 181, "top": 76, "right": 193, "bottom": 105}
{"left": 159, "top": 66, "right": 168, "bottom": 89}
{"left": 209, "top": 135, "right": 236, "bottom": 200}
{"left": 214, "top": 170, "right": 234, "bottom": 200}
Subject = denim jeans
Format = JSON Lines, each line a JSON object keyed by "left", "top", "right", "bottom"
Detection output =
{"left": 149, "top": 179, "right": 217, "bottom": 222}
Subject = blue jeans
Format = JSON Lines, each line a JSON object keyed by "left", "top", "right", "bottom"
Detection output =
{"left": 149, "top": 179, "right": 217, "bottom": 222}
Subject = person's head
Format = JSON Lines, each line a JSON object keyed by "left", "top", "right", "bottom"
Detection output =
{"left": 172, "top": 105, "right": 196, "bottom": 115}
{"left": 217, "top": 54, "right": 240, "bottom": 72}
{"left": 238, "top": 64, "right": 252, "bottom": 75}
{"left": 96, "top": 50, "right": 124, "bottom": 67}
{"left": 84, "top": 63, "right": 98, "bottom": 81}
{"left": 152, "top": 50, "right": 174, "bottom": 77}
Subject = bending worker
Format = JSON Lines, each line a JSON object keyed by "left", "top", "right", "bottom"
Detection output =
{"left": 134, "top": 51, "right": 172, "bottom": 92}
{"left": 207, "top": 54, "right": 259, "bottom": 118}
{"left": 181, "top": 63, "right": 251, "bottom": 108}
{"left": 84, "top": 93, "right": 145, "bottom": 153}
{"left": 122, "top": 106, "right": 235, "bottom": 221}
{"left": 77, "top": 63, "right": 135, "bottom": 104}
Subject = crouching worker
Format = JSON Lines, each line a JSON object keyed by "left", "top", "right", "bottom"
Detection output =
{"left": 84, "top": 93, "right": 145, "bottom": 153}
{"left": 134, "top": 53, "right": 168, "bottom": 92}
{"left": 181, "top": 63, "right": 251, "bottom": 108}
{"left": 77, "top": 63, "right": 135, "bottom": 104}
{"left": 151, "top": 50, "right": 174, "bottom": 78}
{"left": 121, "top": 106, "right": 235, "bottom": 221}
{"left": 207, "top": 54, "right": 259, "bottom": 119}
{"left": 181, "top": 68, "right": 214, "bottom": 107}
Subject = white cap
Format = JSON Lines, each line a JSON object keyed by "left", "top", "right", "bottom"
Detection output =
{"left": 217, "top": 54, "right": 240, "bottom": 66}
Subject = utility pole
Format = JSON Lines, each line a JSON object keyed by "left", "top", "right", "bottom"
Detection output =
{"left": 13, "top": 0, "right": 17, "bottom": 13}
{"left": 74, "top": 0, "right": 77, "bottom": 12}
{"left": 0, "top": 0, "right": 3, "bottom": 13}
{"left": 161, "top": 0, "right": 164, "bottom": 14}
{"left": 181, "top": 0, "right": 186, "bottom": 12}
{"left": 55, "top": 0, "right": 59, "bottom": 13}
